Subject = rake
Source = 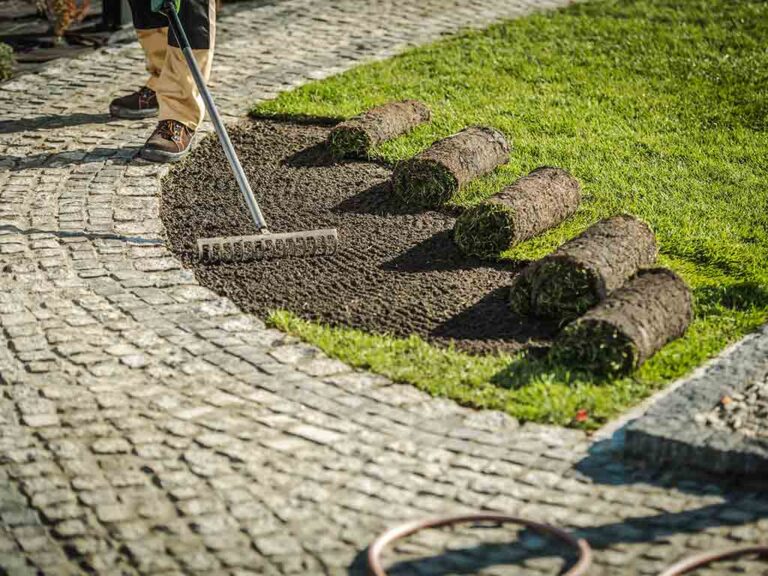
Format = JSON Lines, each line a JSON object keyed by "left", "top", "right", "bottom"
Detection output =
{"left": 158, "top": 0, "right": 339, "bottom": 262}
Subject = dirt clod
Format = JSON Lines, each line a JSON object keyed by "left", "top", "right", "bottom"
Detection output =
{"left": 161, "top": 119, "right": 554, "bottom": 355}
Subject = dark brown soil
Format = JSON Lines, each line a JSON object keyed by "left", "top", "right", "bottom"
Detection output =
{"left": 161, "top": 118, "right": 556, "bottom": 355}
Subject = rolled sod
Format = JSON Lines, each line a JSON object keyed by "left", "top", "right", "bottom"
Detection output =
{"left": 328, "top": 100, "right": 431, "bottom": 159}
{"left": 392, "top": 126, "right": 510, "bottom": 208}
{"left": 453, "top": 167, "right": 581, "bottom": 259}
{"left": 550, "top": 268, "right": 693, "bottom": 375}
{"left": 508, "top": 214, "right": 658, "bottom": 320}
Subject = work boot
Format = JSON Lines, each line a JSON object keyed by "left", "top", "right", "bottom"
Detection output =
{"left": 140, "top": 119, "right": 194, "bottom": 163}
{"left": 109, "top": 86, "right": 159, "bottom": 119}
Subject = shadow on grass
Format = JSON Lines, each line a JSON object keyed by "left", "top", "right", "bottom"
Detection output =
{"left": 489, "top": 348, "right": 610, "bottom": 391}
{"left": 694, "top": 281, "right": 768, "bottom": 311}
{"left": 491, "top": 280, "right": 768, "bottom": 390}
{"left": 382, "top": 230, "right": 516, "bottom": 273}
{"left": 432, "top": 286, "right": 556, "bottom": 348}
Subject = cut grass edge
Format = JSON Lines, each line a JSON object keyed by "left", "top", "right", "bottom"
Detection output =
{"left": 251, "top": 0, "right": 768, "bottom": 428}
{"left": 267, "top": 301, "right": 768, "bottom": 430}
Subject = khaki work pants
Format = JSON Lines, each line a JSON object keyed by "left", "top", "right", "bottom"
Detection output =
{"left": 133, "top": 0, "right": 216, "bottom": 131}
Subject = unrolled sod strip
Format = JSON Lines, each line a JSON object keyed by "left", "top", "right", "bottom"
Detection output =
{"left": 328, "top": 100, "right": 431, "bottom": 159}
{"left": 453, "top": 167, "right": 581, "bottom": 259}
{"left": 509, "top": 214, "right": 658, "bottom": 320}
{"left": 392, "top": 126, "right": 510, "bottom": 208}
{"left": 550, "top": 268, "right": 693, "bottom": 375}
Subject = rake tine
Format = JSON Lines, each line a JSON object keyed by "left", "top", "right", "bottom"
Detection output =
{"left": 163, "top": 0, "right": 340, "bottom": 264}
{"left": 196, "top": 229, "right": 338, "bottom": 263}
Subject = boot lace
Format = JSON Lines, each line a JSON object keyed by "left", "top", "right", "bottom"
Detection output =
{"left": 156, "top": 120, "right": 185, "bottom": 143}
{"left": 138, "top": 86, "right": 156, "bottom": 107}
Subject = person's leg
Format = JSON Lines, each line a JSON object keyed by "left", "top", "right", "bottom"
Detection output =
{"left": 110, "top": 0, "right": 169, "bottom": 119}
{"left": 158, "top": 0, "right": 216, "bottom": 131}
{"left": 137, "top": 28, "right": 168, "bottom": 93}
{"left": 141, "top": 0, "right": 216, "bottom": 162}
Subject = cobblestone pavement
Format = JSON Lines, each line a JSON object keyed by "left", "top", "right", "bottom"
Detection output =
{"left": 2, "top": 1, "right": 768, "bottom": 575}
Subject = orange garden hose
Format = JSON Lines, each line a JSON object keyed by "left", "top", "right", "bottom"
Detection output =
{"left": 366, "top": 513, "right": 593, "bottom": 576}
{"left": 658, "top": 545, "right": 768, "bottom": 576}
{"left": 367, "top": 514, "right": 767, "bottom": 576}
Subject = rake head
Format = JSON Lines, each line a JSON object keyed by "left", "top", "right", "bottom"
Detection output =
{"left": 197, "top": 228, "right": 339, "bottom": 262}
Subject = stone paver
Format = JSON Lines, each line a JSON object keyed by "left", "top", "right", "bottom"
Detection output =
{"left": 1, "top": 1, "right": 768, "bottom": 574}
{"left": 626, "top": 325, "right": 768, "bottom": 478}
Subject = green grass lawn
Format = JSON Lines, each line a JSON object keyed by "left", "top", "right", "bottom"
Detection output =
{"left": 254, "top": 0, "right": 768, "bottom": 429}
{"left": 0, "top": 43, "right": 14, "bottom": 82}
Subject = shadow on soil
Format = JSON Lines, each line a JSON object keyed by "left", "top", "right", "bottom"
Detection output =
{"left": 346, "top": 443, "right": 768, "bottom": 575}
{"left": 381, "top": 230, "right": 509, "bottom": 274}
{"left": 433, "top": 287, "right": 556, "bottom": 345}
{"left": 280, "top": 137, "right": 393, "bottom": 170}
{"left": 282, "top": 140, "right": 337, "bottom": 168}
{"left": 334, "top": 180, "right": 434, "bottom": 217}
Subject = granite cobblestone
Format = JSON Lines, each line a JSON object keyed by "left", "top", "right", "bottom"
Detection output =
{"left": 2, "top": 0, "right": 768, "bottom": 574}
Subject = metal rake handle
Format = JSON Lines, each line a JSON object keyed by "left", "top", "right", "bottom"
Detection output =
{"left": 163, "top": 0, "right": 268, "bottom": 232}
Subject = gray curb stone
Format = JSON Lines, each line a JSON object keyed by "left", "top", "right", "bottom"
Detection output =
{"left": 625, "top": 324, "right": 768, "bottom": 478}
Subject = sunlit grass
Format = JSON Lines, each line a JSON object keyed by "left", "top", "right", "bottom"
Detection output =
{"left": 257, "top": 0, "right": 768, "bottom": 428}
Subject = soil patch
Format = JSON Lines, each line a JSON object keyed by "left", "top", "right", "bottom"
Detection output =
{"left": 161, "top": 118, "right": 556, "bottom": 355}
